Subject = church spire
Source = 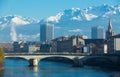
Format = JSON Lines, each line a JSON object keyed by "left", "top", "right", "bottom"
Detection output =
{"left": 106, "top": 19, "right": 115, "bottom": 39}
{"left": 108, "top": 19, "right": 112, "bottom": 32}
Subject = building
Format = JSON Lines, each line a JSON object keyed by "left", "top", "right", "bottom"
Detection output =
{"left": 13, "top": 41, "right": 29, "bottom": 52}
{"left": 51, "top": 35, "right": 85, "bottom": 53}
{"left": 40, "top": 23, "right": 54, "bottom": 43}
{"left": 85, "top": 39, "right": 106, "bottom": 54}
{"left": 28, "top": 45, "right": 36, "bottom": 53}
{"left": 13, "top": 41, "right": 40, "bottom": 53}
{"left": 106, "top": 19, "right": 115, "bottom": 40}
{"left": 107, "top": 34, "right": 120, "bottom": 54}
{"left": 105, "top": 19, "right": 116, "bottom": 53}
{"left": 13, "top": 42, "right": 21, "bottom": 52}
{"left": 57, "top": 37, "right": 76, "bottom": 52}
{"left": 40, "top": 44, "right": 52, "bottom": 52}
{"left": 22, "top": 42, "right": 29, "bottom": 52}
{"left": 83, "top": 46, "right": 92, "bottom": 53}
{"left": 91, "top": 26, "right": 104, "bottom": 39}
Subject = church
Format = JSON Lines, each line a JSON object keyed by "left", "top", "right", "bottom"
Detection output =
{"left": 106, "top": 19, "right": 120, "bottom": 54}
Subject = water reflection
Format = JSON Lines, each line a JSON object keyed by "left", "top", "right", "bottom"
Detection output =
{"left": 39, "top": 61, "right": 72, "bottom": 68}
{"left": 3, "top": 59, "right": 120, "bottom": 77}
{"left": 29, "top": 66, "right": 39, "bottom": 72}
{"left": 108, "top": 72, "right": 120, "bottom": 77}
{"left": 29, "top": 66, "right": 39, "bottom": 77}
{"left": 114, "top": 72, "right": 120, "bottom": 77}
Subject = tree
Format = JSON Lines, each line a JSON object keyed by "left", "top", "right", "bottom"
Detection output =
{"left": 0, "top": 47, "right": 4, "bottom": 67}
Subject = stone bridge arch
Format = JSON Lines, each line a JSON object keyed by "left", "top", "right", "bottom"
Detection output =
{"left": 5, "top": 56, "right": 29, "bottom": 61}
{"left": 82, "top": 56, "right": 114, "bottom": 66}
{"left": 39, "top": 56, "right": 74, "bottom": 64}
{"left": 5, "top": 54, "right": 85, "bottom": 67}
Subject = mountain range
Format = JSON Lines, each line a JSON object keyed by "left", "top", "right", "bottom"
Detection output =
{"left": 0, "top": 4, "right": 120, "bottom": 42}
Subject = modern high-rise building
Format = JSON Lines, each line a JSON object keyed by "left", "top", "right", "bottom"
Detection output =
{"left": 40, "top": 23, "right": 54, "bottom": 42}
{"left": 91, "top": 26, "right": 104, "bottom": 39}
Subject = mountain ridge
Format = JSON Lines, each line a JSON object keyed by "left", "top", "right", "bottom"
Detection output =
{"left": 0, "top": 4, "right": 120, "bottom": 42}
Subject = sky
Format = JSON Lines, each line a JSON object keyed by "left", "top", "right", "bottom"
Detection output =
{"left": 0, "top": 0, "right": 120, "bottom": 19}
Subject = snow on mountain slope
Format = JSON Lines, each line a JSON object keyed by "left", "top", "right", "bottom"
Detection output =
{"left": 0, "top": 4, "right": 120, "bottom": 42}
{"left": 0, "top": 15, "right": 40, "bottom": 42}
{"left": 45, "top": 4, "right": 120, "bottom": 38}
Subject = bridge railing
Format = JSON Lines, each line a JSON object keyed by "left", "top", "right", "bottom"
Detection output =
{"left": 5, "top": 52, "right": 120, "bottom": 57}
{"left": 5, "top": 52, "right": 90, "bottom": 56}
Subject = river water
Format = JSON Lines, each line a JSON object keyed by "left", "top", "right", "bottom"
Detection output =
{"left": 1, "top": 59, "right": 120, "bottom": 77}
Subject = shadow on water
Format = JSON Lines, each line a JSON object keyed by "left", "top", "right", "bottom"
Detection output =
{"left": 40, "top": 56, "right": 74, "bottom": 64}
{"left": 39, "top": 56, "right": 74, "bottom": 68}
{"left": 39, "top": 61, "right": 73, "bottom": 68}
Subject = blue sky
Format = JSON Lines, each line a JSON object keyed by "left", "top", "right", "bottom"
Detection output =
{"left": 0, "top": 0, "right": 120, "bottom": 19}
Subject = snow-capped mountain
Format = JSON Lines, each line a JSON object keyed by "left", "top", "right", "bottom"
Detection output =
{"left": 0, "top": 15, "right": 40, "bottom": 42}
{"left": 0, "top": 4, "right": 120, "bottom": 42}
{"left": 46, "top": 4, "right": 120, "bottom": 23}
{"left": 45, "top": 7, "right": 98, "bottom": 23}
{"left": 45, "top": 4, "right": 120, "bottom": 38}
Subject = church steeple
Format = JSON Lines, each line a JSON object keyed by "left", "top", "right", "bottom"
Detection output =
{"left": 108, "top": 19, "right": 113, "bottom": 32}
{"left": 106, "top": 19, "right": 115, "bottom": 39}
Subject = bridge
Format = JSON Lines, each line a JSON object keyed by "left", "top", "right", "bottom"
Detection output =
{"left": 5, "top": 53, "right": 120, "bottom": 67}
{"left": 5, "top": 53, "right": 88, "bottom": 66}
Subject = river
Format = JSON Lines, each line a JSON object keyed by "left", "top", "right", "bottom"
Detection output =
{"left": 0, "top": 59, "right": 120, "bottom": 77}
